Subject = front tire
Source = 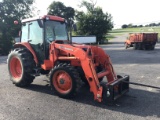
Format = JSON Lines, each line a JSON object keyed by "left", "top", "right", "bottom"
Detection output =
{"left": 8, "top": 48, "right": 35, "bottom": 87}
{"left": 150, "top": 44, "right": 155, "bottom": 50}
{"left": 50, "top": 63, "right": 82, "bottom": 98}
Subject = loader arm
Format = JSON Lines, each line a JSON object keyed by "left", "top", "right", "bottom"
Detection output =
{"left": 54, "top": 43, "right": 104, "bottom": 102}
{"left": 47, "top": 43, "right": 118, "bottom": 101}
{"left": 41, "top": 42, "right": 129, "bottom": 102}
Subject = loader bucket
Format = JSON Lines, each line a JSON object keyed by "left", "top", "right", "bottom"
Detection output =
{"left": 102, "top": 75, "right": 129, "bottom": 103}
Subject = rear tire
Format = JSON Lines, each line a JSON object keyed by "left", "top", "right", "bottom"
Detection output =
{"left": 150, "top": 44, "right": 155, "bottom": 50}
{"left": 141, "top": 43, "right": 146, "bottom": 50}
{"left": 137, "top": 43, "right": 143, "bottom": 50}
{"left": 145, "top": 45, "right": 150, "bottom": 50}
{"left": 50, "top": 63, "right": 82, "bottom": 98}
{"left": 133, "top": 43, "right": 138, "bottom": 50}
{"left": 8, "top": 48, "right": 35, "bottom": 87}
{"left": 134, "top": 43, "right": 142, "bottom": 50}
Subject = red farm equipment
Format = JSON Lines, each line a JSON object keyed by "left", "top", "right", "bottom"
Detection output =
{"left": 125, "top": 33, "right": 158, "bottom": 50}
{"left": 7, "top": 15, "right": 129, "bottom": 104}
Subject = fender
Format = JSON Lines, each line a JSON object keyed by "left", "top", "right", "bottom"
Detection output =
{"left": 14, "top": 42, "right": 38, "bottom": 65}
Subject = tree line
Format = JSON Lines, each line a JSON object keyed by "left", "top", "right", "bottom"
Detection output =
{"left": 122, "top": 22, "right": 160, "bottom": 29}
{"left": 0, "top": 0, "right": 113, "bottom": 55}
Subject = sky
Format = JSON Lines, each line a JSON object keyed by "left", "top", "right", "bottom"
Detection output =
{"left": 34, "top": 0, "right": 160, "bottom": 28}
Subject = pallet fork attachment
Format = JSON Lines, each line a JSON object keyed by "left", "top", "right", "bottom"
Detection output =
{"left": 102, "top": 75, "right": 129, "bottom": 103}
{"left": 103, "top": 75, "right": 160, "bottom": 104}
{"left": 122, "top": 80, "right": 160, "bottom": 89}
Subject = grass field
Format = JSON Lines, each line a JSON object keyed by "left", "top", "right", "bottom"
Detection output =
{"left": 106, "top": 27, "right": 160, "bottom": 40}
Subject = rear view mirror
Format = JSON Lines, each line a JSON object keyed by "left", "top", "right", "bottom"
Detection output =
{"left": 37, "top": 19, "right": 43, "bottom": 28}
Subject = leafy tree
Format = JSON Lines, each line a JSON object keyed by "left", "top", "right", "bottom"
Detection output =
{"left": 149, "top": 23, "right": 158, "bottom": 27}
{"left": 122, "top": 24, "right": 128, "bottom": 28}
{"left": 75, "top": 0, "right": 113, "bottom": 43}
{"left": 47, "top": 1, "right": 75, "bottom": 29}
{"left": 138, "top": 25, "right": 143, "bottom": 27}
{"left": 48, "top": 2, "right": 66, "bottom": 17}
{"left": 132, "top": 25, "right": 137, "bottom": 28}
{"left": 128, "top": 23, "right": 133, "bottom": 28}
{"left": 145, "top": 24, "right": 149, "bottom": 27}
{"left": 0, "top": 0, "right": 34, "bottom": 55}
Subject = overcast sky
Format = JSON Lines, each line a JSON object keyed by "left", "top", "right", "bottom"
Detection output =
{"left": 34, "top": 0, "right": 160, "bottom": 28}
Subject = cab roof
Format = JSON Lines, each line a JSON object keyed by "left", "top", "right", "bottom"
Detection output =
{"left": 22, "top": 15, "right": 65, "bottom": 23}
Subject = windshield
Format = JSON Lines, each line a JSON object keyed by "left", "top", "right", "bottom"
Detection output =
{"left": 45, "top": 20, "right": 68, "bottom": 42}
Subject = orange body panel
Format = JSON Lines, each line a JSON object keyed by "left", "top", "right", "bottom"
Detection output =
{"left": 42, "top": 15, "right": 64, "bottom": 22}
{"left": 14, "top": 42, "right": 38, "bottom": 64}
{"left": 41, "top": 60, "right": 52, "bottom": 70}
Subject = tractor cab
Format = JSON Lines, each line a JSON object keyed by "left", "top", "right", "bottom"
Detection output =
{"left": 20, "top": 15, "right": 68, "bottom": 63}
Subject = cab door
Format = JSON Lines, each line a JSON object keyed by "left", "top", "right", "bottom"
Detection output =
{"left": 21, "top": 20, "right": 45, "bottom": 64}
{"left": 29, "top": 21, "right": 45, "bottom": 64}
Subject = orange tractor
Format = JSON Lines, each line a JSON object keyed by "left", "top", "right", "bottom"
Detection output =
{"left": 7, "top": 15, "right": 129, "bottom": 104}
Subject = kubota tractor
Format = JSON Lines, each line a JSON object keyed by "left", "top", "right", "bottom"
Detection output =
{"left": 7, "top": 15, "right": 129, "bottom": 104}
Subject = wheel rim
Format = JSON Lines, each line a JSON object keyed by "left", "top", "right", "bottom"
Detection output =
{"left": 52, "top": 70, "right": 72, "bottom": 94}
{"left": 10, "top": 57, "right": 22, "bottom": 79}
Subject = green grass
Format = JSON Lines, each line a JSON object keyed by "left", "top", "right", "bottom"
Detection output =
{"left": 106, "top": 27, "right": 160, "bottom": 40}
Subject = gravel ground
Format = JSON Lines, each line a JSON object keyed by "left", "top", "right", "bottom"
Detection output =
{"left": 0, "top": 35, "right": 160, "bottom": 120}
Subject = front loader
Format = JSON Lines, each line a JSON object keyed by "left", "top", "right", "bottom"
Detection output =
{"left": 7, "top": 15, "right": 129, "bottom": 104}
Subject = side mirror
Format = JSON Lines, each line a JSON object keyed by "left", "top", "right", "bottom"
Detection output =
{"left": 73, "top": 24, "right": 77, "bottom": 32}
{"left": 37, "top": 19, "right": 43, "bottom": 28}
{"left": 14, "top": 20, "right": 19, "bottom": 25}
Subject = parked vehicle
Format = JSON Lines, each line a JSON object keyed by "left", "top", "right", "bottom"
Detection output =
{"left": 125, "top": 33, "right": 158, "bottom": 50}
